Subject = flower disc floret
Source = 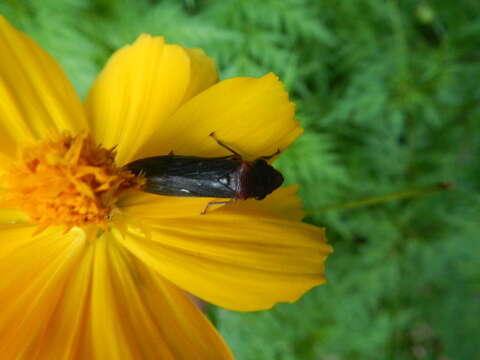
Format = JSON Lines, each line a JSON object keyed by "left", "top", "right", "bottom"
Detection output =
{"left": 4, "top": 131, "right": 141, "bottom": 231}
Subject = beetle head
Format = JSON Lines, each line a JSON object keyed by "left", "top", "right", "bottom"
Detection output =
{"left": 247, "top": 159, "right": 284, "bottom": 200}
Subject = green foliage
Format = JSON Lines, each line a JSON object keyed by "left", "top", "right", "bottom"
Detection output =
{"left": 2, "top": 0, "right": 479, "bottom": 359}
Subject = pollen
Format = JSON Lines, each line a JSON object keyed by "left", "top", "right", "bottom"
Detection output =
{"left": 3, "top": 131, "right": 141, "bottom": 232}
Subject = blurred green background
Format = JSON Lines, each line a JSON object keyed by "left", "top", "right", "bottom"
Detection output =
{"left": 2, "top": 0, "right": 478, "bottom": 359}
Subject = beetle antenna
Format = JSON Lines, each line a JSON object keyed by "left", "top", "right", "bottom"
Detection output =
{"left": 261, "top": 148, "right": 281, "bottom": 161}
{"left": 209, "top": 132, "right": 240, "bottom": 156}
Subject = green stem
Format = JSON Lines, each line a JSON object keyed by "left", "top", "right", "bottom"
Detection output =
{"left": 308, "top": 182, "right": 453, "bottom": 214}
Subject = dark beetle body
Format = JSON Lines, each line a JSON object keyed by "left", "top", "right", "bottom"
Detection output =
{"left": 126, "top": 155, "right": 284, "bottom": 200}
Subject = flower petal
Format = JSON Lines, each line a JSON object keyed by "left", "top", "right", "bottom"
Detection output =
{"left": 88, "top": 233, "right": 233, "bottom": 359}
{"left": 0, "top": 208, "right": 30, "bottom": 226}
{"left": 118, "top": 191, "right": 211, "bottom": 219}
{"left": 136, "top": 73, "right": 302, "bottom": 160}
{"left": 0, "top": 225, "right": 87, "bottom": 358}
{"left": 85, "top": 35, "right": 217, "bottom": 165}
{"left": 120, "top": 191, "right": 331, "bottom": 311}
{"left": 37, "top": 233, "right": 95, "bottom": 360}
{"left": 0, "top": 226, "right": 232, "bottom": 359}
{"left": 181, "top": 48, "right": 219, "bottom": 103}
{"left": 120, "top": 185, "right": 304, "bottom": 221}
{"left": 0, "top": 16, "right": 87, "bottom": 157}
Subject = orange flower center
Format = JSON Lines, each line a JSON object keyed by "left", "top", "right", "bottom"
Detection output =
{"left": 3, "top": 131, "right": 141, "bottom": 232}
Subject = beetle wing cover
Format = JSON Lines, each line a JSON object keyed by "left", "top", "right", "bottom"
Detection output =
{"left": 127, "top": 156, "right": 241, "bottom": 198}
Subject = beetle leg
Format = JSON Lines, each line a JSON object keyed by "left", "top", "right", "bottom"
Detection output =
{"left": 168, "top": 150, "right": 175, "bottom": 156}
{"left": 261, "top": 148, "right": 281, "bottom": 160}
{"left": 200, "top": 199, "right": 235, "bottom": 215}
{"left": 209, "top": 132, "right": 241, "bottom": 157}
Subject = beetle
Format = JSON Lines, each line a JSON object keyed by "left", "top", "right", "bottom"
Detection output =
{"left": 126, "top": 133, "right": 284, "bottom": 213}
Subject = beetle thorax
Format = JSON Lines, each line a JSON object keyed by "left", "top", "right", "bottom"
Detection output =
{"left": 237, "top": 160, "right": 284, "bottom": 200}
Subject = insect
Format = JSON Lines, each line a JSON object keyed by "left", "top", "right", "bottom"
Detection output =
{"left": 126, "top": 133, "right": 284, "bottom": 214}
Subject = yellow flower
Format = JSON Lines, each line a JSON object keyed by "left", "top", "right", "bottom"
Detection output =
{"left": 0, "top": 16, "right": 332, "bottom": 360}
